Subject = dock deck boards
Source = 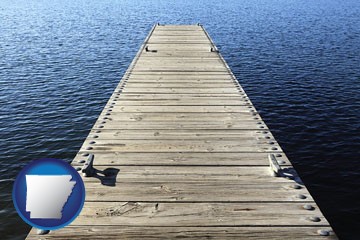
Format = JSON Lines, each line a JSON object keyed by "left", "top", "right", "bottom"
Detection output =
{"left": 26, "top": 24, "right": 336, "bottom": 239}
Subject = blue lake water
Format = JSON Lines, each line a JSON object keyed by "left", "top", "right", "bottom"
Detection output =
{"left": 0, "top": 0, "right": 359, "bottom": 239}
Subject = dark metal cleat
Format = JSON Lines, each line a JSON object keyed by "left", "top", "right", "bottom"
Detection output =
{"left": 82, "top": 154, "right": 95, "bottom": 177}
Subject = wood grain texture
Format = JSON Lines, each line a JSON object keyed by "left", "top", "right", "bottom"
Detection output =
{"left": 79, "top": 139, "right": 282, "bottom": 153}
{"left": 27, "top": 226, "right": 337, "bottom": 240}
{"left": 98, "top": 112, "right": 258, "bottom": 121}
{"left": 75, "top": 166, "right": 296, "bottom": 183}
{"left": 82, "top": 181, "right": 313, "bottom": 202}
{"left": 91, "top": 122, "right": 268, "bottom": 131}
{"left": 84, "top": 129, "right": 273, "bottom": 140}
{"left": 72, "top": 202, "right": 329, "bottom": 226}
{"left": 73, "top": 152, "right": 291, "bottom": 166}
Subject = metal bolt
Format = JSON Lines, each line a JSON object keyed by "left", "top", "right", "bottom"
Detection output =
{"left": 317, "top": 229, "right": 330, "bottom": 236}
{"left": 98, "top": 125, "right": 104, "bottom": 128}
{"left": 75, "top": 167, "right": 81, "bottom": 171}
{"left": 36, "top": 229, "right": 50, "bottom": 235}
{"left": 78, "top": 160, "right": 85, "bottom": 164}
{"left": 275, "top": 154, "right": 282, "bottom": 157}
{"left": 95, "top": 130, "right": 101, "bottom": 133}
{"left": 271, "top": 147, "right": 278, "bottom": 150}
{"left": 92, "top": 135, "right": 99, "bottom": 138}
{"left": 82, "top": 153, "right": 89, "bottom": 157}
{"left": 89, "top": 141, "right": 96, "bottom": 144}
{"left": 309, "top": 216, "right": 321, "bottom": 222}
{"left": 86, "top": 147, "right": 93, "bottom": 150}
{"left": 277, "top": 160, "right": 286, "bottom": 164}
{"left": 297, "top": 194, "right": 307, "bottom": 199}
{"left": 303, "top": 204, "right": 314, "bottom": 210}
{"left": 105, "top": 113, "right": 111, "bottom": 116}
{"left": 292, "top": 184, "right": 302, "bottom": 189}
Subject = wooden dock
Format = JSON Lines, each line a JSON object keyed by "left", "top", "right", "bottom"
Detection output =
{"left": 27, "top": 24, "right": 336, "bottom": 239}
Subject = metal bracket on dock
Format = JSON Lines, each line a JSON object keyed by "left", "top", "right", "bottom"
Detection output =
{"left": 269, "top": 154, "right": 305, "bottom": 186}
{"left": 210, "top": 47, "right": 219, "bottom": 53}
{"left": 269, "top": 154, "right": 282, "bottom": 177}
{"left": 82, "top": 154, "right": 95, "bottom": 177}
{"left": 145, "top": 45, "right": 157, "bottom": 53}
{"left": 269, "top": 154, "right": 300, "bottom": 181}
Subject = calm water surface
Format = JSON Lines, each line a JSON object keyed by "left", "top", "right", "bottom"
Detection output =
{"left": 1, "top": 0, "right": 359, "bottom": 239}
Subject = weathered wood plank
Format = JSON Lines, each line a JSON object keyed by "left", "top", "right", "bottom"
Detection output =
{"left": 27, "top": 226, "right": 337, "bottom": 240}
{"left": 136, "top": 58, "right": 224, "bottom": 63}
{"left": 142, "top": 44, "right": 212, "bottom": 51}
{"left": 155, "top": 25, "right": 204, "bottom": 30}
{"left": 121, "top": 88, "right": 240, "bottom": 94}
{"left": 105, "top": 105, "right": 255, "bottom": 113}
{"left": 110, "top": 100, "right": 249, "bottom": 106}
{"left": 92, "top": 122, "right": 267, "bottom": 131}
{"left": 112, "top": 93, "right": 244, "bottom": 98}
{"left": 73, "top": 152, "right": 290, "bottom": 166}
{"left": 82, "top": 181, "right": 313, "bottom": 202}
{"left": 132, "top": 66, "right": 227, "bottom": 70}
{"left": 98, "top": 112, "right": 258, "bottom": 121}
{"left": 122, "top": 83, "right": 236, "bottom": 88}
{"left": 73, "top": 166, "right": 297, "bottom": 183}
{"left": 71, "top": 202, "right": 329, "bottom": 226}
{"left": 127, "top": 80, "right": 235, "bottom": 84}
{"left": 84, "top": 129, "right": 272, "bottom": 140}
{"left": 128, "top": 71, "right": 233, "bottom": 75}
{"left": 79, "top": 139, "right": 280, "bottom": 152}
{"left": 110, "top": 94, "right": 247, "bottom": 99}
{"left": 148, "top": 40, "right": 210, "bottom": 43}
{"left": 152, "top": 31, "right": 207, "bottom": 35}
{"left": 149, "top": 35, "right": 209, "bottom": 40}
{"left": 141, "top": 52, "right": 220, "bottom": 57}
{"left": 127, "top": 73, "right": 233, "bottom": 79}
